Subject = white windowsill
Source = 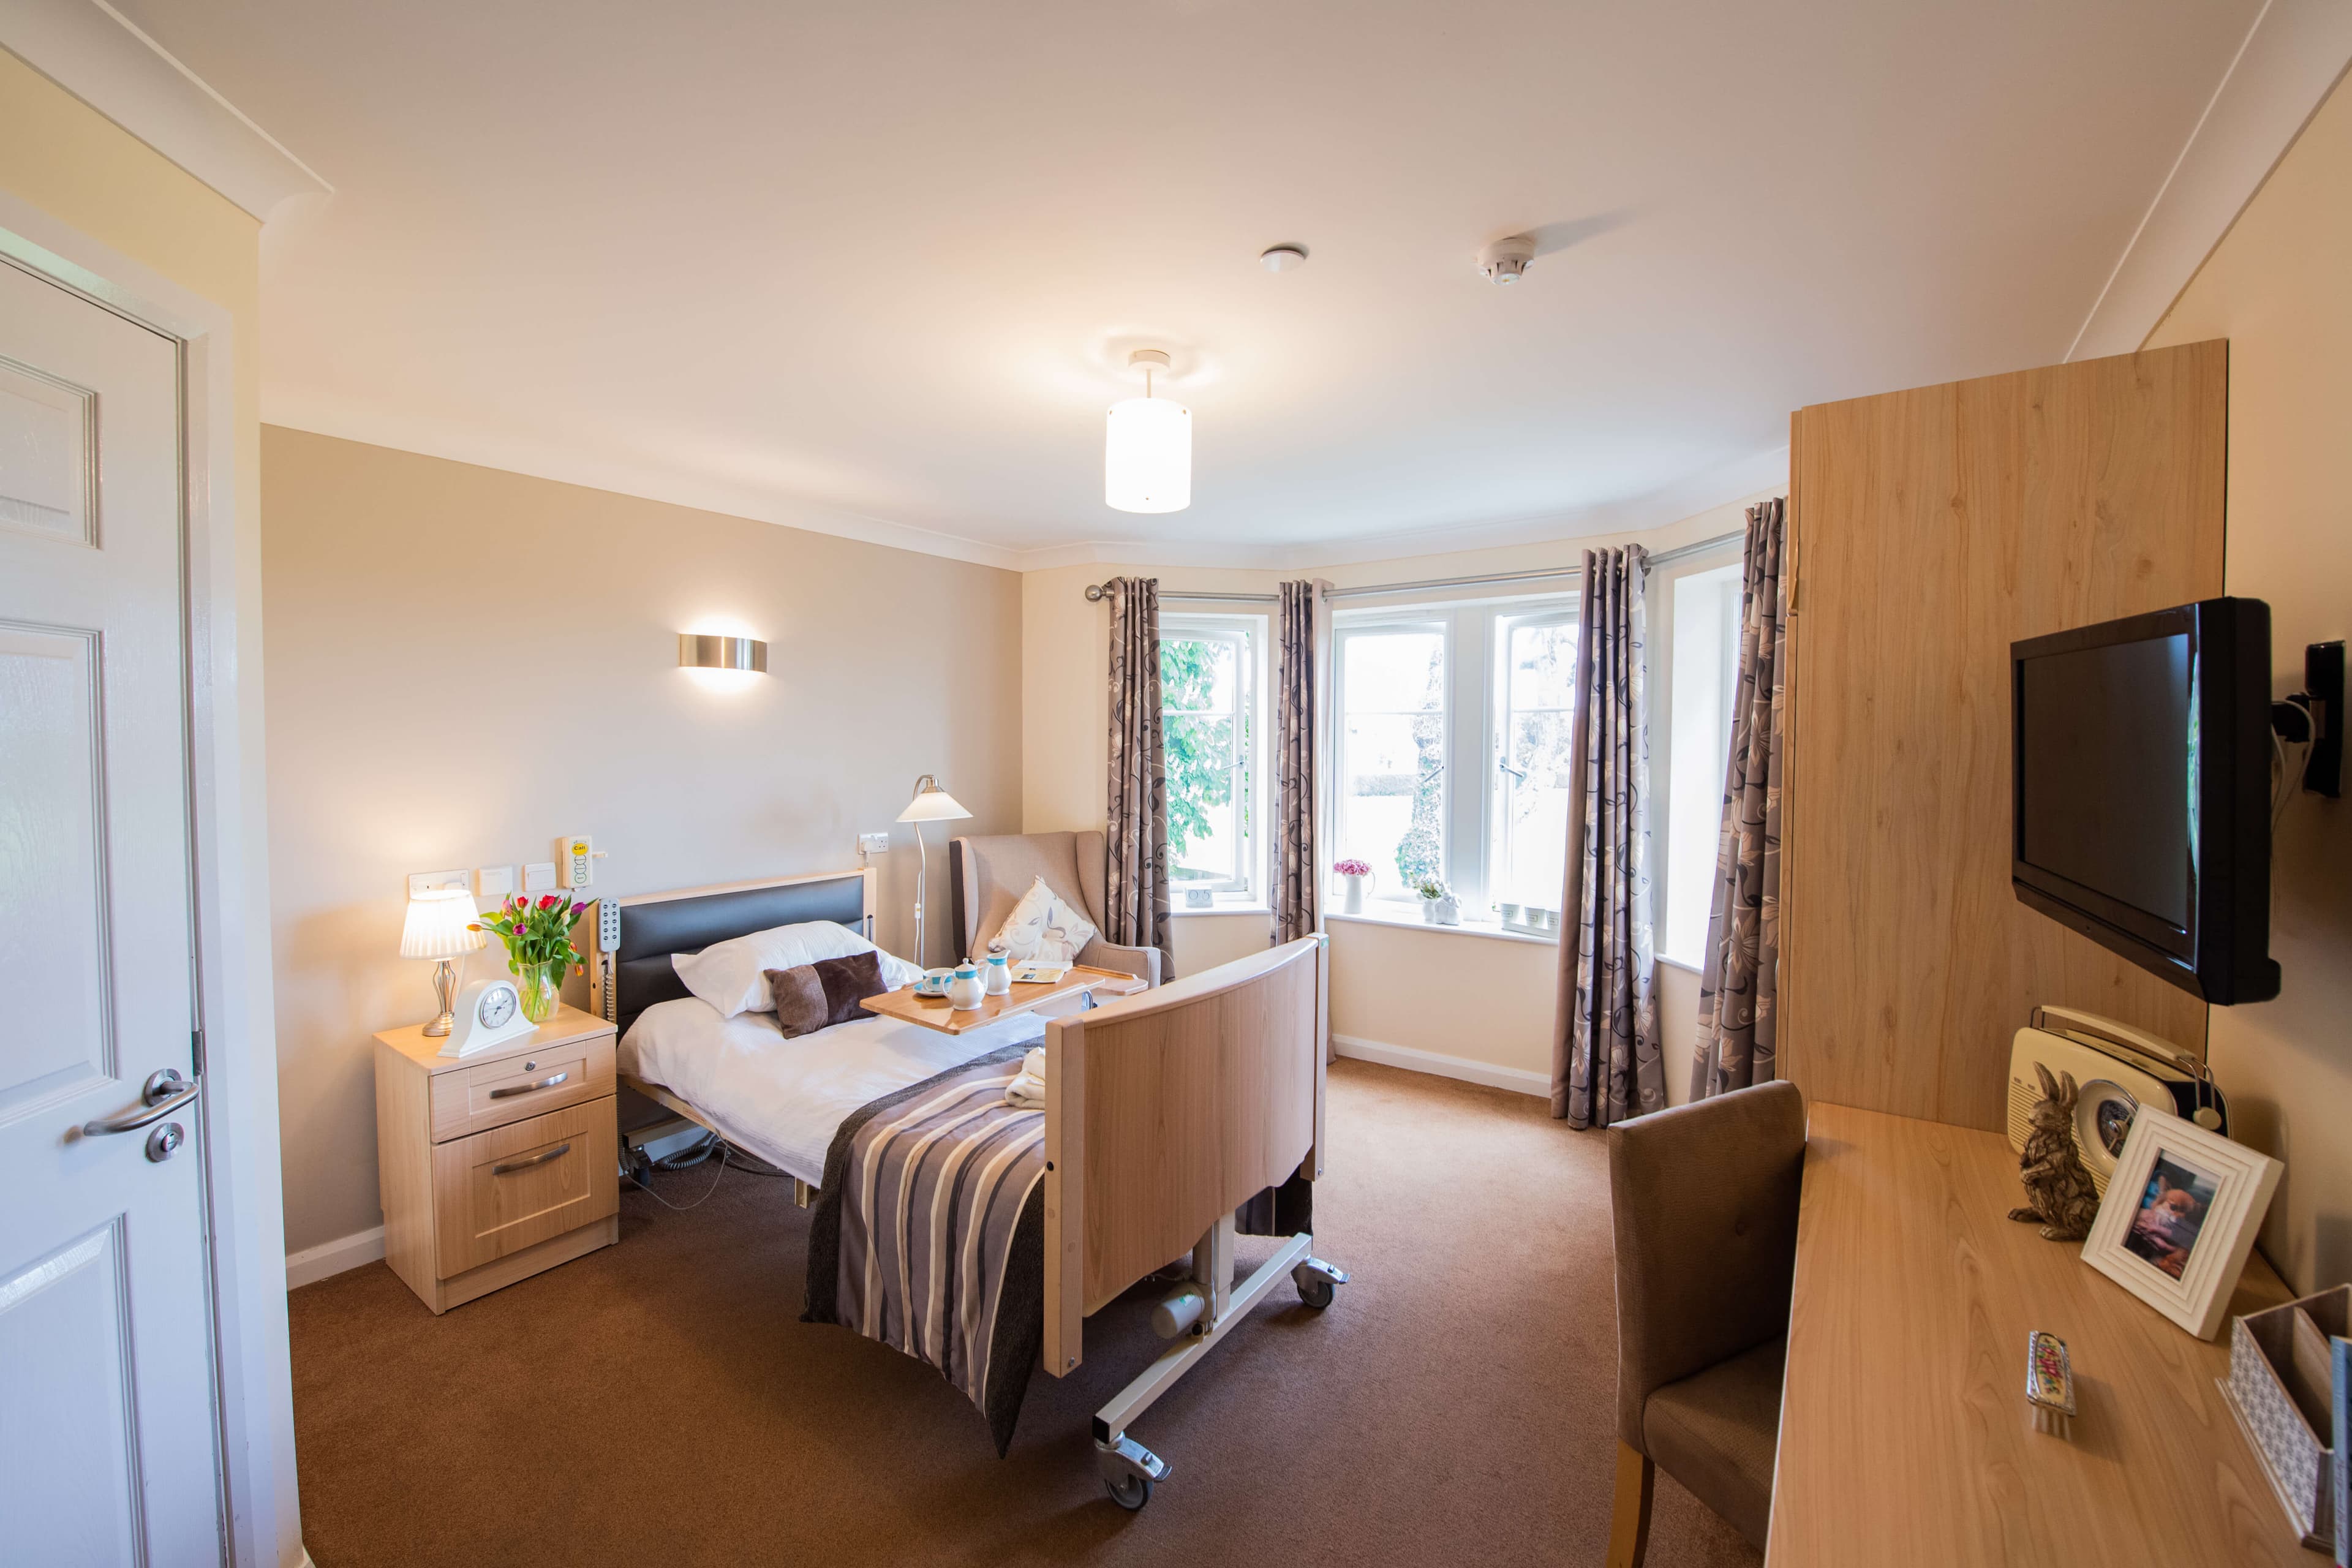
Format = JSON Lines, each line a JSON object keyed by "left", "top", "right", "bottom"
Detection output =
{"left": 1169, "top": 903, "right": 1271, "bottom": 919}
{"left": 1324, "top": 906, "right": 1558, "bottom": 947}
{"left": 1657, "top": 952, "right": 1703, "bottom": 976}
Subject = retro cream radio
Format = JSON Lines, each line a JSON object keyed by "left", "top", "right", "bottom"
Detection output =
{"left": 2007, "top": 1005, "right": 2228, "bottom": 1196}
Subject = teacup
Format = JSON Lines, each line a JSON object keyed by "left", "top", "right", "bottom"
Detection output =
{"left": 914, "top": 968, "right": 954, "bottom": 997}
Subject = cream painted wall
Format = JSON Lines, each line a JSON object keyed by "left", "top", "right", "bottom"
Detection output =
{"left": 0, "top": 48, "right": 300, "bottom": 1567}
{"left": 2144, "top": 71, "right": 2352, "bottom": 1295}
{"left": 1023, "top": 492, "right": 1773, "bottom": 1105}
{"left": 263, "top": 429, "right": 1023, "bottom": 1255}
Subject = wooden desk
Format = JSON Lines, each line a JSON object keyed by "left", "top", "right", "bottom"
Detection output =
{"left": 1769, "top": 1102, "right": 2307, "bottom": 1567}
{"left": 858, "top": 966, "right": 1148, "bottom": 1035}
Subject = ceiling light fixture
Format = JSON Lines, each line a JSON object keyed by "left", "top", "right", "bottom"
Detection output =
{"left": 1104, "top": 348, "right": 1191, "bottom": 513}
{"left": 1260, "top": 244, "right": 1308, "bottom": 272}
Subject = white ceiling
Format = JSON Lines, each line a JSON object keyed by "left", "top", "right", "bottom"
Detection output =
{"left": 111, "top": 0, "right": 2264, "bottom": 567}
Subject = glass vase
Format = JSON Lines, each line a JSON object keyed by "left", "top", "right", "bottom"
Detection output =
{"left": 518, "top": 960, "right": 564, "bottom": 1024}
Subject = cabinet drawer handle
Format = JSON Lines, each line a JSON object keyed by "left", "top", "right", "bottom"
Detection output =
{"left": 489, "top": 1072, "right": 568, "bottom": 1099}
{"left": 491, "top": 1142, "right": 572, "bottom": 1175}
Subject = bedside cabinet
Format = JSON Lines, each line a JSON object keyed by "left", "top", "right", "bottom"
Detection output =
{"left": 372, "top": 1003, "right": 619, "bottom": 1314}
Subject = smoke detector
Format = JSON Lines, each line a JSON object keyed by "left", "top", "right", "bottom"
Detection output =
{"left": 1260, "top": 244, "right": 1308, "bottom": 273}
{"left": 1476, "top": 234, "right": 1537, "bottom": 285}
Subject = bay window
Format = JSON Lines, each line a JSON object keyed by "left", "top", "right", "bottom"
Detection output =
{"left": 1159, "top": 614, "right": 1264, "bottom": 903}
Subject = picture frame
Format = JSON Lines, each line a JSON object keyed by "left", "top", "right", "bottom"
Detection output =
{"left": 2082, "top": 1102, "right": 2282, "bottom": 1340}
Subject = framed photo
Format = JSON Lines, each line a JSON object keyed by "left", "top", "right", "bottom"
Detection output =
{"left": 2083, "top": 1104, "right": 2282, "bottom": 1340}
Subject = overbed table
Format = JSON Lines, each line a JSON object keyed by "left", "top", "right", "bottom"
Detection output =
{"left": 859, "top": 964, "right": 1148, "bottom": 1035}
{"left": 1767, "top": 1101, "right": 2309, "bottom": 1567}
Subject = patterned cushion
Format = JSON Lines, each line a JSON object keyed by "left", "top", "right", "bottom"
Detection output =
{"left": 988, "top": 876, "right": 1098, "bottom": 965}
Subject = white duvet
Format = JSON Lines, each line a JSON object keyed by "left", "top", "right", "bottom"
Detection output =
{"left": 618, "top": 995, "right": 1047, "bottom": 1186}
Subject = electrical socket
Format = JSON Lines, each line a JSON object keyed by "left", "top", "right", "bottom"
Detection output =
{"left": 407, "top": 868, "right": 468, "bottom": 898}
{"left": 522, "top": 862, "right": 557, "bottom": 893}
{"left": 858, "top": 832, "right": 892, "bottom": 857}
{"left": 475, "top": 864, "right": 517, "bottom": 901}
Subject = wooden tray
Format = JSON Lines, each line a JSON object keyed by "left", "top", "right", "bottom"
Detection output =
{"left": 858, "top": 965, "right": 1148, "bottom": 1035}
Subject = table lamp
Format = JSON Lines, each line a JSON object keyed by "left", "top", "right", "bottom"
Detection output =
{"left": 402, "top": 886, "right": 486, "bottom": 1036}
{"left": 896, "top": 774, "right": 971, "bottom": 967}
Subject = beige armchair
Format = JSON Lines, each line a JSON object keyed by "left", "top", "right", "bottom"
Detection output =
{"left": 1605, "top": 1080, "right": 1805, "bottom": 1566}
{"left": 946, "top": 831, "right": 1162, "bottom": 986}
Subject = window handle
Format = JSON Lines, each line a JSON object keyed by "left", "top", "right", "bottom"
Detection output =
{"left": 1498, "top": 761, "right": 1528, "bottom": 783}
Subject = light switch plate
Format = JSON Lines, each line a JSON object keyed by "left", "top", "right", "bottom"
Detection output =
{"left": 407, "top": 867, "right": 468, "bottom": 898}
{"left": 858, "top": 832, "right": 891, "bottom": 857}
{"left": 475, "top": 864, "right": 517, "bottom": 901}
{"left": 522, "top": 861, "right": 557, "bottom": 892}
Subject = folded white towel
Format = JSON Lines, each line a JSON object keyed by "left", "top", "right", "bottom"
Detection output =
{"left": 1005, "top": 1047, "right": 1049, "bottom": 1109}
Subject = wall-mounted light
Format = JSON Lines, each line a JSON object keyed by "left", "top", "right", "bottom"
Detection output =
{"left": 677, "top": 633, "right": 768, "bottom": 674}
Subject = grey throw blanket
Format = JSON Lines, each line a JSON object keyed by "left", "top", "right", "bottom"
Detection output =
{"left": 804, "top": 1045, "right": 1317, "bottom": 1455}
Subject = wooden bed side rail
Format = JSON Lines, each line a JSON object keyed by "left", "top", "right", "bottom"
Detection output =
{"left": 1042, "top": 933, "right": 1328, "bottom": 1377}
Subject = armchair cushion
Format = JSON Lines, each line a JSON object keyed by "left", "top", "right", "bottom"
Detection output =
{"left": 1607, "top": 1079, "right": 1805, "bottom": 1457}
{"left": 1641, "top": 1337, "right": 1784, "bottom": 1548}
{"left": 989, "top": 876, "right": 1098, "bottom": 964}
{"left": 1077, "top": 938, "right": 1161, "bottom": 987}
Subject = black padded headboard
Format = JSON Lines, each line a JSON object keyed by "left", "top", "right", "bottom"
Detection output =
{"left": 611, "top": 875, "right": 870, "bottom": 1039}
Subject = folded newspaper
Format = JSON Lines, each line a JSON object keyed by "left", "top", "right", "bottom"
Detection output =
{"left": 1009, "top": 960, "right": 1071, "bottom": 984}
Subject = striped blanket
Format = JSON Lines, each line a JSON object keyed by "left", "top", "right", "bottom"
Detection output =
{"left": 802, "top": 1043, "right": 1319, "bottom": 1455}
{"left": 803, "top": 1045, "right": 1047, "bottom": 1455}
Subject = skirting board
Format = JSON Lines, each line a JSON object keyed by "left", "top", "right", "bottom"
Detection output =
{"left": 1332, "top": 1034, "right": 1548, "bottom": 1098}
{"left": 285, "top": 1224, "right": 386, "bottom": 1290}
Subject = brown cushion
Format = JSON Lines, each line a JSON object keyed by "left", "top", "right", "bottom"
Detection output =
{"left": 763, "top": 965, "right": 831, "bottom": 1038}
{"left": 810, "top": 950, "right": 886, "bottom": 1026}
{"left": 1641, "top": 1337, "right": 1785, "bottom": 1548}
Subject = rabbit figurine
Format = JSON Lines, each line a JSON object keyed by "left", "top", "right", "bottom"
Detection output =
{"left": 2008, "top": 1062, "right": 2101, "bottom": 1242}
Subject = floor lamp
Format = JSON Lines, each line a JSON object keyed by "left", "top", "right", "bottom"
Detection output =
{"left": 897, "top": 774, "right": 971, "bottom": 968}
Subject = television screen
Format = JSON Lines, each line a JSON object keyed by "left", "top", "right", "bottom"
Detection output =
{"left": 2016, "top": 633, "right": 2193, "bottom": 930}
{"left": 2011, "top": 598, "right": 2277, "bottom": 1005}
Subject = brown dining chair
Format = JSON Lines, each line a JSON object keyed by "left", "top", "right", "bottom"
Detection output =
{"left": 1605, "top": 1079, "right": 1806, "bottom": 1566}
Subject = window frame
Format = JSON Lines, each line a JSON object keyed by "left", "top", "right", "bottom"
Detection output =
{"left": 1488, "top": 605, "right": 1582, "bottom": 920}
{"left": 1158, "top": 612, "right": 1267, "bottom": 903}
{"left": 1333, "top": 594, "right": 1581, "bottom": 918}
{"left": 1333, "top": 615, "right": 1455, "bottom": 905}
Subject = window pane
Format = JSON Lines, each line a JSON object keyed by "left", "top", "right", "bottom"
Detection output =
{"left": 1509, "top": 621, "right": 1578, "bottom": 711}
{"left": 1161, "top": 638, "right": 1235, "bottom": 715}
{"left": 1665, "top": 565, "right": 1743, "bottom": 960}
{"left": 1340, "top": 629, "right": 1446, "bottom": 895}
{"left": 1344, "top": 630, "right": 1444, "bottom": 712}
{"left": 1493, "top": 616, "right": 1577, "bottom": 913}
{"left": 1164, "top": 713, "right": 1237, "bottom": 881}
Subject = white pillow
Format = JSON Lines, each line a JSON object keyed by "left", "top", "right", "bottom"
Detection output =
{"left": 671, "top": 920, "right": 924, "bottom": 1018}
{"left": 987, "top": 877, "right": 1098, "bottom": 965}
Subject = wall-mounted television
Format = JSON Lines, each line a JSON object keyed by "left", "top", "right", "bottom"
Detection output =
{"left": 2011, "top": 597, "right": 2278, "bottom": 1005}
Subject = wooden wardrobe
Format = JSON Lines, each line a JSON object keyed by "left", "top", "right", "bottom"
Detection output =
{"left": 1779, "top": 341, "right": 2227, "bottom": 1131}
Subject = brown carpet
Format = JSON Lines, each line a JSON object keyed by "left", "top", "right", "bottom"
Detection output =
{"left": 289, "top": 1060, "right": 1762, "bottom": 1567}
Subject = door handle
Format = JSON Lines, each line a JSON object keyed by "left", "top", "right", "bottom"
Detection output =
{"left": 489, "top": 1072, "right": 568, "bottom": 1099}
{"left": 492, "top": 1142, "right": 572, "bottom": 1176}
{"left": 82, "top": 1069, "right": 200, "bottom": 1137}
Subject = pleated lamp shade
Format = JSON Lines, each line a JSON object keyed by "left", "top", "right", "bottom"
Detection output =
{"left": 401, "top": 888, "right": 486, "bottom": 960}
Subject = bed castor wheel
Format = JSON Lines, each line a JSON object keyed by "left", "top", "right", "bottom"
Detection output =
{"left": 1292, "top": 1255, "right": 1349, "bottom": 1309}
{"left": 1097, "top": 1434, "right": 1167, "bottom": 1512}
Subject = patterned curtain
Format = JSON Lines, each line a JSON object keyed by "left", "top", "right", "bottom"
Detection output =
{"left": 1691, "top": 498, "right": 1790, "bottom": 1101}
{"left": 1104, "top": 577, "right": 1175, "bottom": 982}
{"left": 1553, "top": 545, "right": 1662, "bottom": 1128}
{"left": 1272, "top": 581, "right": 1322, "bottom": 947}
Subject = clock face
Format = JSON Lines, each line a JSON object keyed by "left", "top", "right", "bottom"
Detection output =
{"left": 478, "top": 985, "right": 517, "bottom": 1029}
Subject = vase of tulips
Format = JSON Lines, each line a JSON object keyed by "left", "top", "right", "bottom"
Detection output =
{"left": 1334, "top": 858, "right": 1373, "bottom": 916}
{"left": 472, "top": 892, "right": 588, "bottom": 1024}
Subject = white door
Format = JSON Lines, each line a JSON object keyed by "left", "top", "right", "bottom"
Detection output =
{"left": 0, "top": 258, "right": 224, "bottom": 1563}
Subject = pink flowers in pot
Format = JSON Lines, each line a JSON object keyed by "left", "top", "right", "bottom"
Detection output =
{"left": 469, "top": 892, "right": 589, "bottom": 977}
{"left": 1332, "top": 859, "right": 1373, "bottom": 878}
